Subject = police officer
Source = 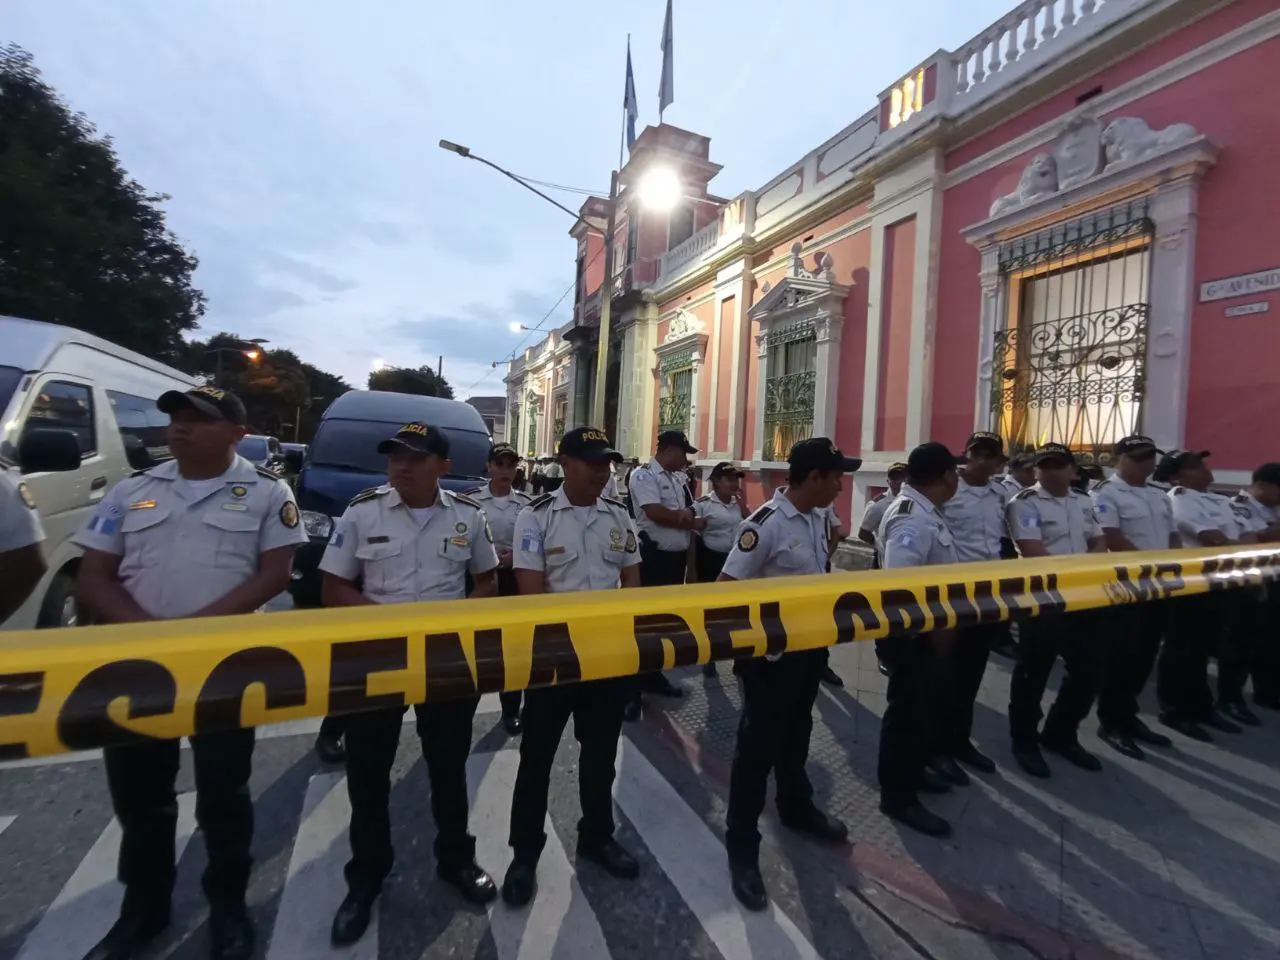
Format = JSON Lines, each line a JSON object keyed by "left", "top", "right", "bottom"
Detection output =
{"left": 718, "top": 438, "right": 857, "bottom": 911}
{"left": 503, "top": 427, "right": 642, "bottom": 906}
{"left": 857, "top": 462, "right": 906, "bottom": 554}
{"left": 1230, "top": 463, "right": 1280, "bottom": 713}
{"left": 468, "top": 442, "right": 533, "bottom": 734}
{"left": 690, "top": 462, "right": 748, "bottom": 677}
{"left": 1155, "top": 449, "right": 1256, "bottom": 742}
{"left": 73, "top": 385, "right": 306, "bottom": 960}
{"left": 320, "top": 422, "right": 499, "bottom": 946}
{"left": 936, "top": 431, "right": 1010, "bottom": 779}
{"left": 876, "top": 442, "right": 962, "bottom": 838}
{"left": 1089, "top": 436, "right": 1178, "bottom": 760}
{"left": 1000, "top": 452, "right": 1036, "bottom": 496}
{"left": 625, "top": 429, "right": 703, "bottom": 717}
{"left": 1005, "top": 442, "right": 1108, "bottom": 779}
{"left": 0, "top": 460, "right": 46, "bottom": 623}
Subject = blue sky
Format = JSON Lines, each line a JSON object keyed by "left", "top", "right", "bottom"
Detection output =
{"left": 8, "top": 0, "right": 1015, "bottom": 398}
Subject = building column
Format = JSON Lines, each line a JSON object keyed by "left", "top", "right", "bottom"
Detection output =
{"left": 971, "top": 245, "right": 1002, "bottom": 431}
{"left": 811, "top": 305, "right": 844, "bottom": 441}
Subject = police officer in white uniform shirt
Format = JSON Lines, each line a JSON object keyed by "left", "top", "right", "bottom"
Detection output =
{"left": 857, "top": 462, "right": 906, "bottom": 560}
{"left": 999, "top": 452, "right": 1036, "bottom": 497}
{"left": 73, "top": 385, "right": 306, "bottom": 960}
{"left": 1088, "top": 435, "right": 1178, "bottom": 761}
{"left": 876, "top": 442, "right": 961, "bottom": 839}
{"left": 468, "top": 442, "right": 533, "bottom": 734}
{"left": 691, "top": 462, "right": 749, "bottom": 677}
{"left": 1005, "top": 442, "right": 1107, "bottom": 780}
{"left": 936, "top": 431, "right": 1010, "bottom": 780}
{"left": 0, "top": 461, "right": 47, "bottom": 624}
{"left": 1231, "top": 463, "right": 1280, "bottom": 712}
{"left": 717, "top": 437, "right": 858, "bottom": 912}
{"left": 625, "top": 429, "right": 703, "bottom": 714}
{"left": 503, "top": 427, "right": 643, "bottom": 907}
{"left": 319, "top": 421, "right": 499, "bottom": 946}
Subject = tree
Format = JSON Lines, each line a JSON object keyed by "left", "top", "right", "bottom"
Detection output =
{"left": 368, "top": 365, "right": 454, "bottom": 399}
{"left": 0, "top": 44, "right": 205, "bottom": 361}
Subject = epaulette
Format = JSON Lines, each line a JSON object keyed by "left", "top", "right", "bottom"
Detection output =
{"left": 747, "top": 504, "right": 776, "bottom": 524}
{"left": 1094, "top": 479, "right": 1111, "bottom": 489}
{"left": 463, "top": 485, "right": 485, "bottom": 497}
{"left": 892, "top": 498, "right": 914, "bottom": 515}
{"left": 1172, "top": 486, "right": 1186, "bottom": 495}
{"left": 696, "top": 494, "right": 711, "bottom": 502}
{"left": 255, "top": 465, "right": 282, "bottom": 481}
{"left": 1012, "top": 488, "right": 1037, "bottom": 501}
{"left": 450, "top": 491, "right": 482, "bottom": 509}
{"left": 129, "top": 468, "right": 152, "bottom": 478}
{"left": 601, "top": 495, "right": 626, "bottom": 509}
{"left": 529, "top": 493, "right": 554, "bottom": 510}
{"left": 349, "top": 486, "right": 385, "bottom": 506}
{"left": 512, "top": 489, "right": 533, "bottom": 500}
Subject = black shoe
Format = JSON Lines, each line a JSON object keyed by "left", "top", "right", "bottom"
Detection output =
{"left": 330, "top": 890, "right": 376, "bottom": 947}
{"left": 622, "top": 695, "right": 642, "bottom": 723}
{"left": 209, "top": 909, "right": 255, "bottom": 960}
{"left": 928, "top": 756, "right": 970, "bottom": 787}
{"left": 880, "top": 799, "right": 951, "bottom": 838}
{"left": 702, "top": 662, "right": 718, "bottom": 678}
{"left": 876, "top": 658, "right": 890, "bottom": 678}
{"left": 1160, "top": 715, "right": 1213, "bottom": 742}
{"left": 820, "top": 665, "right": 844, "bottom": 687}
{"left": 1042, "top": 736, "right": 1103, "bottom": 772}
{"left": 81, "top": 906, "right": 171, "bottom": 960}
{"left": 991, "top": 637, "right": 1019, "bottom": 659}
{"left": 1202, "top": 710, "right": 1242, "bottom": 734}
{"left": 729, "top": 860, "right": 768, "bottom": 912}
{"left": 438, "top": 861, "right": 498, "bottom": 905}
{"left": 502, "top": 712, "right": 522, "bottom": 736}
{"left": 315, "top": 732, "right": 345, "bottom": 765}
{"left": 1218, "top": 700, "right": 1261, "bottom": 727}
{"left": 1099, "top": 727, "right": 1145, "bottom": 761}
{"left": 576, "top": 837, "right": 639, "bottom": 879}
{"left": 646, "top": 673, "right": 683, "bottom": 698}
{"left": 779, "top": 807, "right": 848, "bottom": 844}
{"left": 1128, "top": 718, "right": 1172, "bottom": 748}
{"left": 501, "top": 861, "right": 537, "bottom": 907}
{"left": 918, "top": 767, "right": 952, "bottom": 794}
{"left": 1012, "top": 743, "right": 1051, "bottom": 778}
{"left": 1253, "top": 693, "right": 1280, "bottom": 711}
{"left": 954, "top": 742, "right": 996, "bottom": 774}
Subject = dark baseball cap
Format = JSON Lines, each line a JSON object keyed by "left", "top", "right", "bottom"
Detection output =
{"left": 887, "top": 461, "right": 908, "bottom": 477}
{"left": 488, "top": 442, "right": 518, "bottom": 462}
{"left": 1252, "top": 462, "right": 1280, "bottom": 486}
{"left": 710, "top": 461, "right": 742, "bottom": 479}
{"left": 1153, "top": 449, "right": 1209, "bottom": 483}
{"left": 559, "top": 426, "right": 623, "bottom": 462}
{"left": 1007, "top": 452, "right": 1035, "bottom": 470}
{"left": 656, "top": 429, "right": 698, "bottom": 454}
{"left": 788, "top": 437, "right": 861, "bottom": 473}
{"left": 906, "top": 442, "right": 959, "bottom": 483}
{"left": 377, "top": 421, "right": 450, "bottom": 457}
{"left": 1114, "top": 435, "right": 1159, "bottom": 457}
{"left": 157, "top": 385, "right": 248, "bottom": 425}
{"left": 1034, "top": 442, "right": 1075, "bottom": 466}
{"left": 966, "top": 431, "right": 1005, "bottom": 454}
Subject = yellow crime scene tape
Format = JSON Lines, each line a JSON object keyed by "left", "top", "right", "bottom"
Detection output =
{"left": 1, "top": 545, "right": 1277, "bottom": 760}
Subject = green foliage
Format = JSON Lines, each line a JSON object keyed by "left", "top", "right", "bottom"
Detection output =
{"left": 368, "top": 365, "right": 454, "bottom": 399}
{"left": 0, "top": 44, "right": 205, "bottom": 362}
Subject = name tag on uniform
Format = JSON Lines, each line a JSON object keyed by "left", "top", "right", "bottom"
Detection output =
{"left": 129, "top": 499, "right": 157, "bottom": 510}
{"left": 367, "top": 535, "right": 390, "bottom": 544}
{"left": 545, "top": 545, "right": 566, "bottom": 556}
{"left": 222, "top": 502, "right": 249, "bottom": 511}
{"left": 450, "top": 536, "right": 469, "bottom": 547}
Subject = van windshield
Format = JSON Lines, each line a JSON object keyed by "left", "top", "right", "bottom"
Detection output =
{"left": 0, "top": 366, "right": 23, "bottom": 415}
{"left": 237, "top": 437, "right": 269, "bottom": 461}
{"left": 309, "top": 419, "right": 490, "bottom": 479}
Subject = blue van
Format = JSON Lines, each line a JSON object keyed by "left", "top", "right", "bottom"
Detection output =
{"left": 286, "top": 390, "right": 492, "bottom": 606}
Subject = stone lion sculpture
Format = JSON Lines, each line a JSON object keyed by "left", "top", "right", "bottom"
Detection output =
{"left": 1102, "top": 117, "right": 1199, "bottom": 167}
{"left": 990, "top": 152, "right": 1059, "bottom": 217}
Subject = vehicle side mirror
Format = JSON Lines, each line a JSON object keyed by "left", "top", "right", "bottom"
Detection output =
{"left": 122, "top": 435, "right": 156, "bottom": 471}
{"left": 284, "top": 449, "right": 304, "bottom": 473}
{"left": 18, "top": 428, "right": 82, "bottom": 473}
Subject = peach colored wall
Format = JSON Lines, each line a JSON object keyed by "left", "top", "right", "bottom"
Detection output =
{"left": 658, "top": 279, "right": 714, "bottom": 318}
{"left": 713, "top": 296, "right": 734, "bottom": 452}
{"left": 874, "top": 217, "right": 916, "bottom": 450}
{"left": 934, "top": 33, "right": 1279, "bottom": 468}
{"left": 742, "top": 315, "right": 760, "bottom": 458}
{"left": 834, "top": 229, "right": 872, "bottom": 458}
{"left": 582, "top": 233, "right": 605, "bottom": 296}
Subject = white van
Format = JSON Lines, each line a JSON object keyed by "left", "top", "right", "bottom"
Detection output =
{"left": 0, "top": 317, "right": 199, "bottom": 629}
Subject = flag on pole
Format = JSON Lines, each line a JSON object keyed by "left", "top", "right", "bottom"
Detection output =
{"left": 624, "top": 36, "right": 638, "bottom": 152}
{"left": 658, "top": 0, "right": 674, "bottom": 120}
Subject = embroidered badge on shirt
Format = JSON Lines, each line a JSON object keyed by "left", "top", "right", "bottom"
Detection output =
{"left": 545, "top": 545, "right": 566, "bottom": 556}
{"left": 129, "top": 499, "right": 157, "bottom": 510}
{"left": 330, "top": 529, "right": 345, "bottom": 548}
{"left": 88, "top": 503, "right": 124, "bottom": 534}
{"left": 450, "top": 536, "right": 469, "bottom": 547}
{"left": 455, "top": 521, "right": 467, "bottom": 534}
{"left": 520, "top": 529, "right": 543, "bottom": 554}
{"left": 737, "top": 529, "right": 759, "bottom": 552}
{"left": 280, "top": 501, "right": 299, "bottom": 528}
{"left": 230, "top": 485, "right": 248, "bottom": 499}
{"left": 17, "top": 482, "right": 36, "bottom": 510}
{"left": 625, "top": 530, "right": 637, "bottom": 553}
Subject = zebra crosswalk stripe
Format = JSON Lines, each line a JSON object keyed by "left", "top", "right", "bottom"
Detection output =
{"left": 15, "top": 793, "right": 198, "bottom": 960}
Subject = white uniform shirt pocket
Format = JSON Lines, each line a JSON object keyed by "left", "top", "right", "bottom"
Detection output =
{"left": 354, "top": 537, "right": 411, "bottom": 595}
{"left": 119, "top": 507, "right": 172, "bottom": 569}
{"left": 438, "top": 539, "right": 472, "bottom": 565}
{"left": 201, "top": 507, "right": 262, "bottom": 570}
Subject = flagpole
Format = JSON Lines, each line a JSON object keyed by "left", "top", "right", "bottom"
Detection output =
{"left": 619, "top": 34, "right": 629, "bottom": 170}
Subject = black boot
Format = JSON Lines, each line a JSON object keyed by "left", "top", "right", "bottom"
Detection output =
{"left": 438, "top": 860, "right": 498, "bottom": 905}
{"left": 502, "top": 860, "right": 538, "bottom": 907}
{"left": 209, "top": 907, "right": 255, "bottom": 960}
{"left": 729, "top": 860, "right": 768, "bottom": 911}
{"left": 81, "top": 901, "right": 171, "bottom": 960}
{"left": 330, "top": 889, "right": 377, "bottom": 947}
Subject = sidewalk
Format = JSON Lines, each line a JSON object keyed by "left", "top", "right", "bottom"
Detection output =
{"left": 646, "top": 640, "right": 1280, "bottom": 960}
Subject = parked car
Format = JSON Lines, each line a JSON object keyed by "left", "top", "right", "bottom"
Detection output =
{"left": 237, "top": 434, "right": 284, "bottom": 471}
{"left": 0, "top": 316, "right": 198, "bottom": 629}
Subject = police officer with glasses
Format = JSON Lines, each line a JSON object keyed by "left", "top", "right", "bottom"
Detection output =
{"left": 1089, "top": 435, "right": 1178, "bottom": 760}
{"left": 503, "top": 427, "right": 643, "bottom": 907}
{"left": 718, "top": 438, "right": 857, "bottom": 911}
{"left": 74, "top": 385, "right": 306, "bottom": 960}
{"left": 320, "top": 421, "right": 500, "bottom": 946}
{"left": 1005, "top": 442, "right": 1108, "bottom": 779}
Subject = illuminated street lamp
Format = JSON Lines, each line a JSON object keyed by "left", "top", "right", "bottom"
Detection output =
{"left": 206, "top": 338, "right": 269, "bottom": 387}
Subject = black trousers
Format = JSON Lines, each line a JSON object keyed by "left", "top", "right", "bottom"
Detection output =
{"left": 1218, "top": 591, "right": 1263, "bottom": 703}
{"left": 694, "top": 541, "right": 729, "bottom": 585}
{"left": 933, "top": 622, "right": 996, "bottom": 757}
{"left": 1252, "top": 586, "right": 1280, "bottom": 701}
{"left": 635, "top": 543, "right": 687, "bottom": 694}
{"left": 508, "top": 678, "right": 629, "bottom": 864}
{"left": 1097, "top": 602, "right": 1167, "bottom": 732}
{"left": 878, "top": 634, "right": 950, "bottom": 805}
{"left": 319, "top": 714, "right": 345, "bottom": 742}
{"left": 496, "top": 567, "right": 523, "bottom": 719}
{"left": 344, "top": 698, "right": 479, "bottom": 895}
{"left": 1008, "top": 611, "right": 1104, "bottom": 747}
{"left": 104, "top": 728, "right": 255, "bottom": 911}
{"left": 725, "top": 650, "right": 824, "bottom": 864}
{"left": 1156, "top": 594, "right": 1224, "bottom": 722}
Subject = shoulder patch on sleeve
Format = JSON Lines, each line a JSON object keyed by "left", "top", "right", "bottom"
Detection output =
{"left": 450, "top": 491, "right": 481, "bottom": 509}
{"left": 736, "top": 527, "right": 760, "bottom": 552}
{"left": 1012, "top": 488, "right": 1036, "bottom": 501}
{"left": 601, "top": 495, "right": 626, "bottom": 509}
{"left": 529, "top": 494, "right": 554, "bottom": 510}
{"left": 254, "top": 465, "right": 281, "bottom": 481}
{"left": 349, "top": 486, "right": 386, "bottom": 506}
{"left": 747, "top": 504, "right": 776, "bottom": 524}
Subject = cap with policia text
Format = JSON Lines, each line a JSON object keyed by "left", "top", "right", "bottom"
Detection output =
{"left": 488, "top": 442, "right": 519, "bottom": 462}
{"left": 1154, "top": 449, "right": 1209, "bottom": 484}
{"left": 1033, "top": 442, "right": 1075, "bottom": 466}
{"left": 657, "top": 429, "right": 698, "bottom": 454}
{"left": 906, "top": 442, "right": 960, "bottom": 482}
{"left": 788, "top": 437, "right": 862, "bottom": 473}
{"left": 157, "top": 385, "right": 248, "bottom": 425}
{"left": 1114, "top": 435, "right": 1159, "bottom": 457}
{"left": 558, "top": 427, "right": 623, "bottom": 462}
{"left": 710, "top": 461, "right": 743, "bottom": 479}
{"left": 966, "top": 431, "right": 1005, "bottom": 454}
{"left": 376, "top": 422, "right": 451, "bottom": 457}
{"left": 1007, "top": 452, "right": 1035, "bottom": 470}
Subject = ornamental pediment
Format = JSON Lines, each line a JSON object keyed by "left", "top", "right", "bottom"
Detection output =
{"left": 749, "top": 243, "right": 850, "bottom": 322}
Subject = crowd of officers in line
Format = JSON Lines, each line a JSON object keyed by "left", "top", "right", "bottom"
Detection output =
{"left": 3, "top": 384, "right": 1279, "bottom": 956}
